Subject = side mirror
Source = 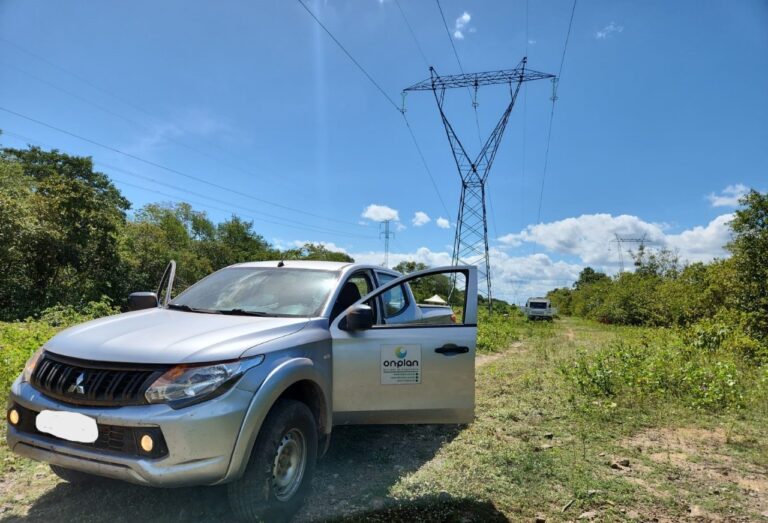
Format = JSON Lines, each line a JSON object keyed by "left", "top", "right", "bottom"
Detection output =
{"left": 345, "top": 305, "right": 374, "bottom": 331}
{"left": 127, "top": 292, "right": 159, "bottom": 311}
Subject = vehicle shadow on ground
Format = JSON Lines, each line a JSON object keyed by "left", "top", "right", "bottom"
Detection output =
{"left": 2, "top": 424, "right": 503, "bottom": 522}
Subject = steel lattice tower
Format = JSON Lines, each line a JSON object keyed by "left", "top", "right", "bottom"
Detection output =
{"left": 404, "top": 58, "right": 554, "bottom": 307}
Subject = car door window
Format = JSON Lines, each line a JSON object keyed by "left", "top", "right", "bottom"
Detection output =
{"left": 374, "top": 272, "right": 408, "bottom": 320}
{"left": 373, "top": 269, "right": 469, "bottom": 327}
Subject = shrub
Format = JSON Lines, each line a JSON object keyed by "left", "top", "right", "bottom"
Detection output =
{"left": 563, "top": 328, "right": 758, "bottom": 413}
{"left": 477, "top": 308, "right": 523, "bottom": 353}
{"left": 0, "top": 298, "right": 117, "bottom": 403}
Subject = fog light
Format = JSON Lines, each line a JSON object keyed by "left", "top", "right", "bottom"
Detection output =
{"left": 8, "top": 409, "right": 20, "bottom": 426}
{"left": 140, "top": 434, "right": 154, "bottom": 453}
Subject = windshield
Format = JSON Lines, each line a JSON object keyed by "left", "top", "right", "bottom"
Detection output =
{"left": 169, "top": 268, "right": 339, "bottom": 317}
{"left": 529, "top": 301, "right": 549, "bottom": 309}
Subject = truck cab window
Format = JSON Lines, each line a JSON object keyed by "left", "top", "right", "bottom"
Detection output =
{"left": 331, "top": 271, "right": 374, "bottom": 321}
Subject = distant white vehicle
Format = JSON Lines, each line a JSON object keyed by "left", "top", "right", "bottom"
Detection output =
{"left": 523, "top": 297, "right": 556, "bottom": 321}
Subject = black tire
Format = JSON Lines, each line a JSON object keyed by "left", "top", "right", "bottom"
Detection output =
{"left": 50, "top": 464, "right": 99, "bottom": 484}
{"left": 228, "top": 399, "right": 317, "bottom": 522}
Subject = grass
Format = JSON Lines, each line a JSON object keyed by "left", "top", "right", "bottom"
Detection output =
{"left": 390, "top": 317, "right": 768, "bottom": 521}
{"left": 0, "top": 316, "right": 766, "bottom": 521}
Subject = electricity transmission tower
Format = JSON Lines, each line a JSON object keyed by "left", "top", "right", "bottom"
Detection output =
{"left": 380, "top": 220, "right": 395, "bottom": 268}
{"left": 611, "top": 233, "right": 652, "bottom": 272}
{"left": 403, "top": 58, "right": 554, "bottom": 308}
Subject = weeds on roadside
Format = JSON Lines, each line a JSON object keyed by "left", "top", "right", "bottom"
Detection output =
{"left": 561, "top": 326, "right": 767, "bottom": 413}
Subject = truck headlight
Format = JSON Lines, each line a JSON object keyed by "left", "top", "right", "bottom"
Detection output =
{"left": 145, "top": 355, "right": 264, "bottom": 407}
{"left": 22, "top": 348, "right": 45, "bottom": 383}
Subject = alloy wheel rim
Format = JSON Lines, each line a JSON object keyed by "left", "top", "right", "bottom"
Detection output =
{"left": 271, "top": 428, "right": 307, "bottom": 501}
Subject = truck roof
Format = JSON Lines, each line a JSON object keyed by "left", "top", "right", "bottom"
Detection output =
{"left": 229, "top": 260, "right": 401, "bottom": 276}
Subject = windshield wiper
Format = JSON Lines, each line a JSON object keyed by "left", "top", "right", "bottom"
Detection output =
{"left": 215, "top": 308, "right": 271, "bottom": 317}
{"left": 167, "top": 304, "right": 220, "bottom": 314}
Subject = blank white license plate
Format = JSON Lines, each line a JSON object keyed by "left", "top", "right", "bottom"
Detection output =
{"left": 35, "top": 410, "right": 98, "bottom": 443}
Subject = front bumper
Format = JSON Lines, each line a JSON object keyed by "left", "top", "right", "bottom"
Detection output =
{"left": 6, "top": 379, "right": 252, "bottom": 487}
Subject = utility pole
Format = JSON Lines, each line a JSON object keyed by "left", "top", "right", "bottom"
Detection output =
{"left": 403, "top": 58, "right": 554, "bottom": 311}
{"left": 380, "top": 220, "right": 394, "bottom": 268}
{"left": 611, "top": 234, "right": 650, "bottom": 272}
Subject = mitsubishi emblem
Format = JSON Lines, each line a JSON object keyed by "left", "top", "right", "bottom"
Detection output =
{"left": 68, "top": 372, "right": 86, "bottom": 395}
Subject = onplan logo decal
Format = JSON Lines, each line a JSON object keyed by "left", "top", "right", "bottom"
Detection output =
{"left": 381, "top": 345, "right": 421, "bottom": 384}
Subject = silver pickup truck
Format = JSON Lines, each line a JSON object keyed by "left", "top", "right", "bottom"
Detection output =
{"left": 6, "top": 261, "right": 477, "bottom": 521}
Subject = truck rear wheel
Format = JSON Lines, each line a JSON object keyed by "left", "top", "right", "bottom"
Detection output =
{"left": 228, "top": 399, "right": 317, "bottom": 522}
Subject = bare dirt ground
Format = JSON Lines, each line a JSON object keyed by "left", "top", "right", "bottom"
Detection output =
{"left": 0, "top": 423, "right": 502, "bottom": 523}
{"left": 617, "top": 427, "right": 768, "bottom": 522}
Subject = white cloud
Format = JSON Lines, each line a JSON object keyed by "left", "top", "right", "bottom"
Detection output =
{"left": 595, "top": 22, "right": 624, "bottom": 39}
{"left": 396, "top": 222, "right": 407, "bottom": 232}
{"left": 708, "top": 184, "right": 749, "bottom": 208}
{"left": 436, "top": 217, "right": 450, "bottom": 229}
{"left": 666, "top": 214, "right": 733, "bottom": 262}
{"left": 361, "top": 204, "right": 400, "bottom": 222}
{"left": 412, "top": 211, "right": 431, "bottom": 227}
{"left": 499, "top": 213, "right": 733, "bottom": 267}
{"left": 499, "top": 213, "right": 665, "bottom": 265}
{"left": 528, "top": 39, "right": 537, "bottom": 45}
{"left": 453, "top": 11, "right": 471, "bottom": 40}
{"left": 350, "top": 246, "right": 581, "bottom": 304}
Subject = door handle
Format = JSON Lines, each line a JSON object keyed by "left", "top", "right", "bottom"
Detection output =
{"left": 435, "top": 345, "right": 469, "bottom": 355}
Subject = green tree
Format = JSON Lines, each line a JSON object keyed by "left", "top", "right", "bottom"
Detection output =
{"left": 282, "top": 243, "right": 353, "bottom": 263}
{"left": 0, "top": 146, "right": 129, "bottom": 319}
{"left": 728, "top": 190, "right": 768, "bottom": 339}
{"left": 202, "top": 216, "right": 277, "bottom": 269}
{"left": 122, "top": 203, "right": 217, "bottom": 295}
{"left": 573, "top": 267, "right": 609, "bottom": 289}
{"left": 393, "top": 261, "right": 428, "bottom": 274}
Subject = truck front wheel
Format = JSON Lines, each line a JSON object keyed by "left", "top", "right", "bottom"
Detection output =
{"left": 228, "top": 399, "right": 317, "bottom": 522}
{"left": 50, "top": 464, "right": 99, "bottom": 484}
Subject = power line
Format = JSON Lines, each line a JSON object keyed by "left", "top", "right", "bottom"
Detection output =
{"left": 0, "top": 105, "right": 361, "bottom": 227}
{"left": 0, "top": 37, "right": 162, "bottom": 125}
{"left": 297, "top": 0, "right": 451, "bottom": 221}
{"left": 1, "top": 130, "right": 371, "bottom": 240}
{"left": 525, "top": 0, "right": 530, "bottom": 56}
{"left": 113, "top": 177, "right": 367, "bottom": 241}
{"left": 0, "top": 36, "right": 262, "bottom": 172}
{"left": 296, "top": 0, "right": 400, "bottom": 111}
{"left": 522, "top": 0, "right": 529, "bottom": 230}
{"left": 0, "top": 60, "right": 303, "bottom": 195}
{"left": 98, "top": 163, "right": 372, "bottom": 239}
{"left": 401, "top": 114, "right": 452, "bottom": 218}
{"left": 535, "top": 0, "right": 577, "bottom": 225}
{"left": 434, "top": 0, "right": 483, "bottom": 144}
{"left": 394, "top": 0, "right": 430, "bottom": 69}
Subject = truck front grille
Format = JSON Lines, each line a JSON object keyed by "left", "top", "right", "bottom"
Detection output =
{"left": 31, "top": 352, "right": 168, "bottom": 406}
{"left": 11, "top": 404, "right": 168, "bottom": 459}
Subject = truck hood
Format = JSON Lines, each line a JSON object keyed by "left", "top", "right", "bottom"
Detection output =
{"left": 44, "top": 309, "right": 310, "bottom": 364}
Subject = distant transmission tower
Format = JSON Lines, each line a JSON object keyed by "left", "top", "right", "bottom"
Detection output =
{"left": 380, "top": 220, "right": 395, "bottom": 268}
{"left": 611, "top": 233, "right": 651, "bottom": 272}
{"left": 404, "top": 58, "right": 554, "bottom": 308}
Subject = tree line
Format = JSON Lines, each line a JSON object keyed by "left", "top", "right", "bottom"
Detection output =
{"left": 547, "top": 189, "right": 768, "bottom": 355}
{"left": 0, "top": 144, "right": 352, "bottom": 321}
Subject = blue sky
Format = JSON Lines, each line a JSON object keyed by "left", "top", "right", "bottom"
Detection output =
{"left": 1, "top": 0, "right": 766, "bottom": 302}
